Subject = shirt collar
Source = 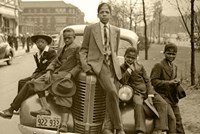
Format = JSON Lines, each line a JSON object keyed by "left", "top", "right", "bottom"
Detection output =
{"left": 37, "top": 45, "right": 49, "bottom": 57}
{"left": 100, "top": 22, "right": 109, "bottom": 29}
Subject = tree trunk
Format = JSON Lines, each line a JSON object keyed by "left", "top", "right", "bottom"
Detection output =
{"left": 142, "top": 0, "right": 148, "bottom": 60}
{"left": 190, "top": 0, "right": 196, "bottom": 85}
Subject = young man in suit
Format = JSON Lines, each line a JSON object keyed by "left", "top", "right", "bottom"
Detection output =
{"left": 18, "top": 35, "right": 57, "bottom": 93}
{"left": 0, "top": 35, "right": 57, "bottom": 119}
{"left": 120, "top": 47, "right": 172, "bottom": 134}
{"left": 30, "top": 28, "right": 81, "bottom": 132}
{"left": 79, "top": 3, "right": 125, "bottom": 134}
{"left": 150, "top": 43, "right": 185, "bottom": 134}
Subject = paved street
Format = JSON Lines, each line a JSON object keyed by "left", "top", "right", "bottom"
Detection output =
{"left": 0, "top": 47, "right": 37, "bottom": 134}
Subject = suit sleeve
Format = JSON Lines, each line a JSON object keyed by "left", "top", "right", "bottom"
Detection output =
{"left": 141, "top": 65, "right": 155, "bottom": 94}
{"left": 150, "top": 63, "right": 171, "bottom": 89}
{"left": 79, "top": 26, "right": 92, "bottom": 72}
{"left": 69, "top": 47, "right": 81, "bottom": 78}
{"left": 46, "top": 48, "right": 63, "bottom": 72}
{"left": 120, "top": 65, "right": 131, "bottom": 85}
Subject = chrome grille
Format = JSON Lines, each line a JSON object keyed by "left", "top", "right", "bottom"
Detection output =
{"left": 72, "top": 73, "right": 106, "bottom": 134}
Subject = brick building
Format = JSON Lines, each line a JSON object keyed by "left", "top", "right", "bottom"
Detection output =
{"left": 20, "top": 0, "right": 85, "bottom": 35}
{"left": 0, "top": 0, "right": 21, "bottom": 35}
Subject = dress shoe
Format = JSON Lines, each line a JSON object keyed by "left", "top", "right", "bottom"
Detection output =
{"left": 116, "top": 129, "right": 125, "bottom": 134}
{"left": 102, "top": 129, "right": 114, "bottom": 134}
{"left": 30, "top": 109, "right": 51, "bottom": 117}
{"left": 152, "top": 130, "right": 166, "bottom": 134}
{"left": 0, "top": 108, "right": 14, "bottom": 119}
{"left": 59, "top": 124, "right": 68, "bottom": 132}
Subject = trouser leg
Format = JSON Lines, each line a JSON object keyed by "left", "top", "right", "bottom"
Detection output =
{"left": 98, "top": 63, "right": 122, "bottom": 130}
{"left": 11, "top": 81, "right": 35, "bottom": 111}
{"left": 18, "top": 77, "right": 32, "bottom": 93}
{"left": 171, "top": 103, "right": 185, "bottom": 134}
{"left": 133, "top": 94, "right": 146, "bottom": 133}
{"left": 153, "top": 93, "right": 168, "bottom": 131}
{"left": 167, "top": 103, "right": 176, "bottom": 134}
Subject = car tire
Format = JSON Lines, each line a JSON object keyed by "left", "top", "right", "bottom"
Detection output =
{"left": 6, "top": 52, "right": 13, "bottom": 65}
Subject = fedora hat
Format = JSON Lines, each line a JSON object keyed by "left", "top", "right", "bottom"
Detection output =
{"left": 51, "top": 78, "right": 76, "bottom": 97}
{"left": 143, "top": 99, "right": 159, "bottom": 118}
{"left": 176, "top": 85, "right": 186, "bottom": 99}
{"left": 31, "top": 35, "right": 52, "bottom": 45}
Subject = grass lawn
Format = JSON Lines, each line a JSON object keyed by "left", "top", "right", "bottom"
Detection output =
{"left": 138, "top": 44, "right": 200, "bottom": 134}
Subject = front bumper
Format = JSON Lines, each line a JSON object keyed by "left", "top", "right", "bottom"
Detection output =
{"left": 18, "top": 124, "right": 79, "bottom": 134}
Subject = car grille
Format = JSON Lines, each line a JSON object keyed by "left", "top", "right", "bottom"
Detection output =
{"left": 72, "top": 72, "right": 106, "bottom": 134}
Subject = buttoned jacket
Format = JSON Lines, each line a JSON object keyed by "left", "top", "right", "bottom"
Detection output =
{"left": 120, "top": 62, "right": 155, "bottom": 98}
{"left": 32, "top": 47, "right": 57, "bottom": 78}
{"left": 79, "top": 23, "right": 122, "bottom": 80}
{"left": 150, "top": 59, "right": 178, "bottom": 104}
{"left": 46, "top": 42, "right": 81, "bottom": 78}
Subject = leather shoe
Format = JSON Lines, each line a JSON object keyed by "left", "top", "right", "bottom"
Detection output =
{"left": 0, "top": 108, "right": 14, "bottom": 119}
{"left": 59, "top": 124, "right": 68, "bottom": 132}
{"left": 30, "top": 109, "right": 51, "bottom": 117}
{"left": 116, "top": 129, "right": 125, "bottom": 134}
{"left": 102, "top": 129, "right": 113, "bottom": 134}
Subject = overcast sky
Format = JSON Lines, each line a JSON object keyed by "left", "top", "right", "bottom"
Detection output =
{"left": 21, "top": 0, "right": 200, "bottom": 23}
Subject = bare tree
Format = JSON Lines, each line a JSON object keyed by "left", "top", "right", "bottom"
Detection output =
{"left": 190, "top": 0, "right": 196, "bottom": 85}
{"left": 142, "top": 0, "right": 148, "bottom": 60}
{"left": 166, "top": 0, "right": 198, "bottom": 85}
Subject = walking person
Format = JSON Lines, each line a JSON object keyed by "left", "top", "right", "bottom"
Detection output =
{"left": 79, "top": 3, "right": 125, "bottom": 134}
{"left": 150, "top": 43, "right": 185, "bottom": 134}
{"left": 0, "top": 34, "right": 57, "bottom": 119}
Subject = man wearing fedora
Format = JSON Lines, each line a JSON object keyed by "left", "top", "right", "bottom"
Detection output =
{"left": 150, "top": 43, "right": 185, "bottom": 134}
{"left": 30, "top": 28, "right": 81, "bottom": 132}
{"left": 0, "top": 34, "right": 57, "bottom": 119}
{"left": 120, "top": 47, "right": 170, "bottom": 134}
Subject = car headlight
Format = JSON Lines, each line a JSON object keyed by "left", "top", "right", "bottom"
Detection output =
{"left": 118, "top": 85, "right": 133, "bottom": 102}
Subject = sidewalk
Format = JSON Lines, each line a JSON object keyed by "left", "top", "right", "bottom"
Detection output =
{"left": 14, "top": 44, "right": 38, "bottom": 57}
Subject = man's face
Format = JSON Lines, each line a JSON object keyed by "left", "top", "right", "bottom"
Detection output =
{"left": 164, "top": 48, "right": 177, "bottom": 62}
{"left": 124, "top": 51, "right": 137, "bottom": 65}
{"left": 63, "top": 31, "right": 75, "bottom": 46}
{"left": 97, "top": 4, "right": 111, "bottom": 24}
{"left": 35, "top": 38, "right": 47, "bottom": 51}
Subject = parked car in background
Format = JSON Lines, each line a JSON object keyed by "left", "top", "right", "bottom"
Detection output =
{"left": 18, "top": 25, "right": 155, "bottom": 134}
{"left": 0, "top": 33, "right": 14, "bottom": 65}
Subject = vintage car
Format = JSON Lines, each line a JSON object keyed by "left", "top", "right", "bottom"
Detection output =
{"left": 0, "top": 33, "right": 14, "bottom": 65}
{"left": 18, "top": 25, "right": 155, "bottom": 134}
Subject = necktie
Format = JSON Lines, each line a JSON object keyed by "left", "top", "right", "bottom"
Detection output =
{"left": 104, "top": 25, "right": 108, "bottom": 48}
{"left": 103, "top": 25, "right": 111, "bottom": 64}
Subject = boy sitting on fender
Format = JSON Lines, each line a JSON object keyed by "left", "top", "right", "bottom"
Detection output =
{"left": 120, "top": 47, "right": 175, "bottom": 134}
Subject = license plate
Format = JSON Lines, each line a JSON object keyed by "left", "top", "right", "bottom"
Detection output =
{"left": 36, "top": 115, "right": 61, "bottom": 129}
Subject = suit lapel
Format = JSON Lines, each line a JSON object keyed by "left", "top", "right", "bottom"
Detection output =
{"left": 161, "top": 59, "right": 173, "bottom": 79}
{"left": 109, "top": 26, "right": 114, "bottom": 54}
{"left": 93, "top": 23, "right": 104, "bottom": 54}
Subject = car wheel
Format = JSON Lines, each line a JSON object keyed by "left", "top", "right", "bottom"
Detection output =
{"left": 6, "top": 52, "right": 13, "bottom": 65}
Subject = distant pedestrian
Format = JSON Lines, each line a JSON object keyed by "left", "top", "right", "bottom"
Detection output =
{"left": 21, "top": 34, "right": 26, "bottom": 49}
{"left": 7, "top": 34, "right": 13, "bottom": 48}
{"left": 13, "top": 34, "right": 18, "bottom": 51}
{"left": 26, "top": 34, "right": 31, "bottom": 53}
